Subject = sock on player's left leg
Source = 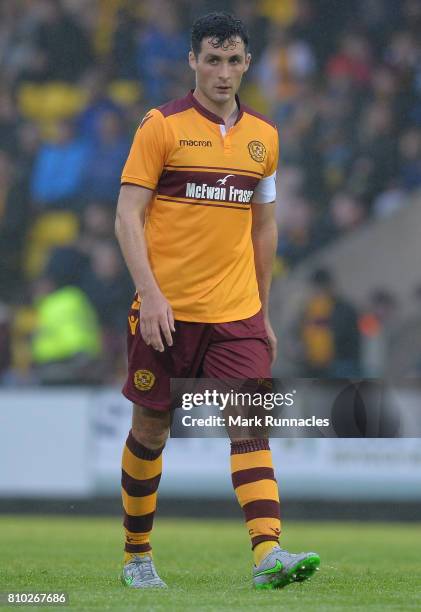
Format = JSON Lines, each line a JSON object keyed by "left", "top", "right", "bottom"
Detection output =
{"left": 121, "top": 429, "right": 164, "bottom": 563}
{"left": 230, "top": 439, "right": 281, "bottom": 566}
{"left": 253, "top": 540, "right": 279, "bottom": 565}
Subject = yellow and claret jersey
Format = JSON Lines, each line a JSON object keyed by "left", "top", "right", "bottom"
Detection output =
{"left": 121, "top": 90, "right": 279, "bottom": 323}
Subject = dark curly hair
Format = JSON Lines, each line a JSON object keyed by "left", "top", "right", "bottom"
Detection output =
{"left": 191, "top": 12, "right": 249, "bottom": 57}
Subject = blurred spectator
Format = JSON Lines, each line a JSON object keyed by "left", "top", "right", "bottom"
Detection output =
{"left": 44, "top": 244, "right": 89, "bottom": 290}
{"left": 0, "top": 151, "right": 31, "bottom": 299}
{"left": 31, "top": 275, "right": 102, "bottom": 385}
{"left": 315, "top": 192, "right": 367, "bottom": 245}
{"left": 398, "top": 128, "right": 421, "bottom": 190}
{"left": 289, "top": 0, "right": 332, "bottom": 64}
{"left": 330, "top": 192, "right": 367, "bottom": 233}
{"left": 0, "top": 90, "right": 18, "bottom": 155}
{"left": 32, "top": 0, "right": 93, "bottom": 82}
{"left": 387, "top": 285, "right": 421, "bottom": 377}
{"left": 80, "top": 241, "right": 132, "bottom": 333}
{"left": 353, "top": 101, "right": 398, "bottom": 201}
{"left": 385, "top": 30, "right": 419, "bottom": 75}
{"left": 15, "top": 121, "right": 41, "bottom": 173}
{"left": 111, "top": 8, "right": 138, "bottom": 79}
{"left": 30, "top": 120, "right": 92, "bottom": 208}
{"left": 0, "top": 2, "right": 40, "bottom": 86}
{"left": 358, "top": 289, "right": 400, "bottom": 376}
{"left": 326, "top": 33, "right": 372, "bottom": 88}
{"left": 277, "top": 196, "right": 321, "bottom": 268}
{"left": 372, "top": 180, "right": 407, "bottom": 218}
{"left": 83, "top": 111, "right": 130, "bottom": 204}
{"left": 257, "top": 25, "right": 316, "bottom": 115}
{"left": 357, "top": 0, "right": 401, "bottom": 48}
{"left": 76, "top": 71, "right": 123, "bottom": 141}
{"left": 370, "top": 66, "right": 400, "bottom": 118}
{"left": 136, "top": 2, "right": 188, "bottom": 105}
{"left": 232, "top": 0, "right": 269, "bottom": 59}
{"left": 79, "top": 240, "right": 132, "bottom": 382}
{"left": 41, "top": 204, "right": 132, "bottom": 381}
{"left": 80, "top": 201, "right": 115, "bottom": 241}
{"left": 43, "top": 202, "right": 115, "bottom": 288}
{"left": 289, "top": 268, "right": 361, "bottom": 377}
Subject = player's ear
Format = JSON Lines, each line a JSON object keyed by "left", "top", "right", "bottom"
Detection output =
{"left": 244, "top": 52, "right": 251, "bottom": 73}
{"left": 189, "top": 50, "right": 197, "bottom": 71}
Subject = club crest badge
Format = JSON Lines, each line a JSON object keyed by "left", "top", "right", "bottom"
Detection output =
{"left": 248, "top": 140, "right": 266, "bottom": 162}
{"left": 134, "top": 369, "right": 155, "bottom": 391}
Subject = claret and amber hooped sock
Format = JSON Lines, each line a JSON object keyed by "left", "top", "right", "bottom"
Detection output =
{"left": 230, "top": 439, "right": 281, "bottom": 566}
{"left": 121, "top": 429, "right": 164, "bottom": 563}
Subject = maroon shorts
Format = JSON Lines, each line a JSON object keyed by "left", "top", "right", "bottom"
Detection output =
{"left": 122, "top": 300, "right": 271, "bottom": 412}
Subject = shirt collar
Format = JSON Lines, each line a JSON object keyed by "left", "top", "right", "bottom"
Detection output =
{"left": 188, "top": 90, "right": 243, "bottom": 126}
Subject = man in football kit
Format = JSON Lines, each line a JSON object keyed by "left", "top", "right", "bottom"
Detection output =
{"left": 115, "top": 12, "right": 320, "bottom": 590}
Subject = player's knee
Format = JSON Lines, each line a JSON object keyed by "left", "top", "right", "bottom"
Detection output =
{"left": 131, "top": 404, "right": 170, "bottom": 449}
{"left": 135, "top": 425, "right": 169, "bottom": 449}
{"left": 132, "top": 420, "right": 169, "bottom": 449}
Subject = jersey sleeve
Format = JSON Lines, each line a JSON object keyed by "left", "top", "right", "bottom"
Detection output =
{"left": 265, "top": 126, "right": 279, "bottom": 178}
{"left": 121, "top": 109, "right": 166, "bottom": 190}
{"left": 252, "top": 127, "right": 279, "bottom": 204}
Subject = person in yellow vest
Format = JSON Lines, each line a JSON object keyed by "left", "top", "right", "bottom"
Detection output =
{"left": 31, "top": 276, "right": 102, "bottom": 385}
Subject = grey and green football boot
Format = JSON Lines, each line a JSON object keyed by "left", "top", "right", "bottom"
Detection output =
{"left": 253, "top": 546, "right": 320, "bottom": 590}
{"left": 121, "top": 554, "right": 167, "bottom": 589}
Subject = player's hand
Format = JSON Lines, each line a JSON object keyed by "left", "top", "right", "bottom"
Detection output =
{"left": 264, "top": 317, "right": 277, "bottom": 365}
{"left": 138, "top": 289, "right": 175, "bottom": 352}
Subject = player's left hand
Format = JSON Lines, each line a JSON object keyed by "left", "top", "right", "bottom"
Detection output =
{"left": 264, "top": 317, "right": 277, "bottom": 364}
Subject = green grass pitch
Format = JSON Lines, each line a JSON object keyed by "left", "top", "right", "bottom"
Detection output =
{"left": 1, "top": 516, "right": 420, "bottom": 611}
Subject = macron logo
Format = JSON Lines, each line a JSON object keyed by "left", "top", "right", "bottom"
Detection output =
{"left": 179, "top": 139, "right": 212, "bottom": 147}
{"left": 216, "top": 174, "right": 235, "bottom": 185}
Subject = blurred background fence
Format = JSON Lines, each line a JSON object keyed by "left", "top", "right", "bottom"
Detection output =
{"left": 1, "top": 388, "right": 421, "bottom": 519}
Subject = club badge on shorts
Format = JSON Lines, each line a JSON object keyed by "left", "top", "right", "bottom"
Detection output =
{"left": 133, "top": 369, "right": 155, "bottom": 391}
{"left": 248, "top": 140, "right": 266, "bottom": 162}
{"left": 128, "top": 315, "right": 139, "bottom": 335}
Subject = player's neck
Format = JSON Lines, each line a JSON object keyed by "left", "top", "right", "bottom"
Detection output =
{"left": 192, "top": 87, "right": 239, "bottom": 127}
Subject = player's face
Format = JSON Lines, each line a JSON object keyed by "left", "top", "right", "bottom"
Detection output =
{"left": 189, "top": 37, "right": 251, "bottom": 105}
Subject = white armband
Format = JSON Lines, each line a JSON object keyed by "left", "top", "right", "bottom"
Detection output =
{"left": 251, "top": 171, "right": 276, "bottom": 204}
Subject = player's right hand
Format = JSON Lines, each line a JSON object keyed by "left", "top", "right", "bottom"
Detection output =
{"left": 138, "top": 289, "right": 175, "bottom": 352}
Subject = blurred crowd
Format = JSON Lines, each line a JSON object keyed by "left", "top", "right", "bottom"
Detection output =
{"left": 0, "top": 0, "right": 420, "bottom": 383}
{"left": 283, "top": 267, "right": 421, "bottom": 378}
